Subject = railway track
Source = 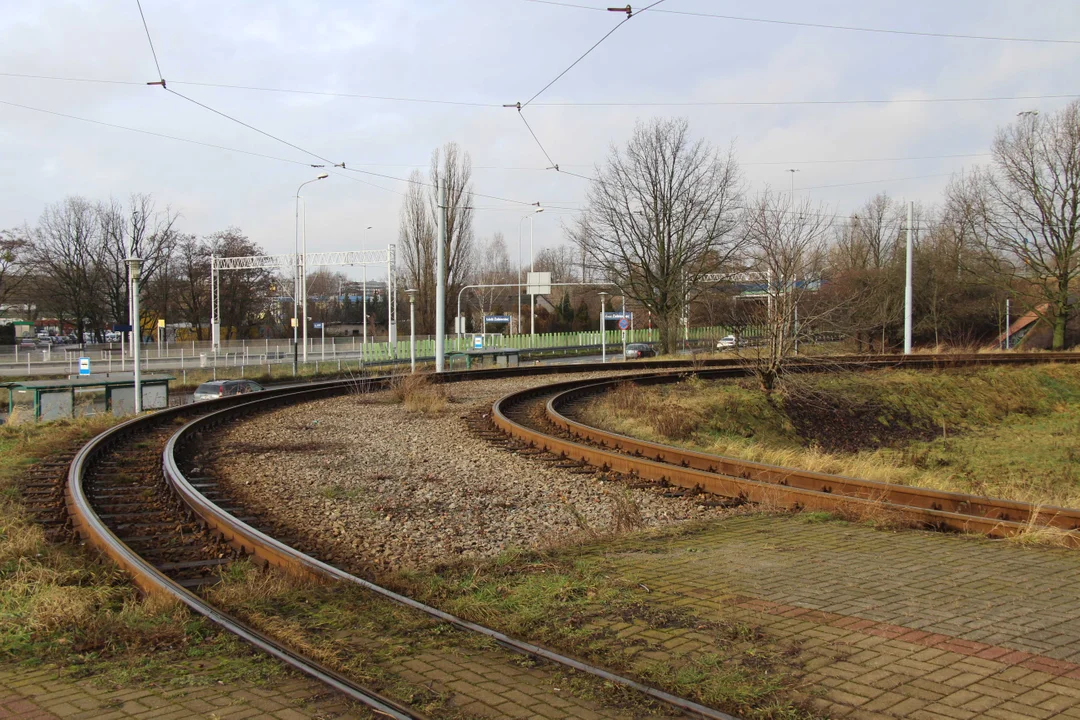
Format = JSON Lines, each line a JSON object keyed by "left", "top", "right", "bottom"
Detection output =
{"left": 492, "top": 352, "right": 1080, "bottom": 546}
{"left": 59, "top": 361, "right": 751, "bottom": 720}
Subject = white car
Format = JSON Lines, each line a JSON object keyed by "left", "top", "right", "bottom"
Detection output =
{"left": 716, "top": 335, "right": 739, "bottom": 350}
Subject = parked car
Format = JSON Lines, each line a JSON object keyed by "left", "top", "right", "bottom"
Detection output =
{"left": 716, "top": 335, "right": 739, "bottom": 350}
{"left": 18, "top": 338, "right": 36, "bottom": 349}
{"left": 624, "top": 343, "right": 657, "bottom": 359}
{"left": 193, "top": 379, "right": 265, "bottom": 402}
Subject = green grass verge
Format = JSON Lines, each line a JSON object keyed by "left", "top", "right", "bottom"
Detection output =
{"left": 0, "top": 417, "right": 286, "bottom": 688}
{"left": 582, "top": 363, "right": 1080, "bottom": 509}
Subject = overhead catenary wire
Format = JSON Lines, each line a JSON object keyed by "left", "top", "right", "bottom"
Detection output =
{"left": 134, "top": 0, "right": 165, "bottom": 82}
{"left": 522, "top": 0, "right": 1080, "bottom": 45}
{"left": 3, "top": 71, "right": 1074, "bottom": 109}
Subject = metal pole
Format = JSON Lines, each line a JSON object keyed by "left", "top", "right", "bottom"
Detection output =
{"left": 321, "top": 323, "right": 325, "bottom": 360}
{"left": 530, "top": 216, "right": 536, "bottom": 336}
{"left": 301, "top": 198, "right": 308, "bottom": 362}
{"left": 517, "top": 219, "right": 523, "bottom": 336}
{"left": 132, "top": 272, "right": 142, "bottom": 413}
{"left": 1005, "top": 298, "right": 1011, "bottom": 350}
{"left": 904, "top": 200, "right": 913, "bottom": 354}
{"left": 600, "top": 296, "right": 606, "bottom": 363}
{"left": 435, "top": 178, "right": 447, "bottom": 372}
{"left": 362, "top": 266, "right": 368, "bottom": 345}
{"left": 409, "top": 299, "right": 416, "bottom": 373}
{"left": 293, "top": 195, "right": 300, "bottom": 349}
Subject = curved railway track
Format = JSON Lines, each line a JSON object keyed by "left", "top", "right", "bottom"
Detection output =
{"left": 49, "top": 352, "right": 1080, "bottom": 719}
{"left": 492, "top": 352, "right": 1080, "bottom": 546}
{"left": 60, "top": 360, "right": 750, "bottom": 720}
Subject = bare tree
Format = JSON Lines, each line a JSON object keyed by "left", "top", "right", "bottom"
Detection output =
{"left": 572, "top": 118, "right": 743, "bottom": 353}
{"left": 0, "top": 228, "right": 29, "bottom": 312}
{"left": 534, "top": 244, "right": 578, "bottom": 283}
{"left": 398, "top": 170, "right": 436, "bottom": 332}
{"left": 472, "top": 231, "right": 514, "bottom": 322}
{"left": 30, "top": 197, "right": 108, "bottom": 341}
{"left": 740, "top": 190, "right": 833, "bottom": 391}
{"left": 174, "top": 234, "right": 210, "bottom": 339}
{"left": 99, "top": 194, "right": 179, "bottom": 330}
{"left": 430, "top": 143, "right": 475, "bottom": 333}
{"left": 205, "top": 228, "right": 272, "bottom": 339}
{"left": 947, "top": 102, "right": 1080, "bottom": 349}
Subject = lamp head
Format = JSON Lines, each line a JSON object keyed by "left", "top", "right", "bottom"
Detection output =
{"left": 535, "top": 207, "right": 544, "bottom": 214}
{"left": 126, "top": 257, "right": 143, "bottom": 280}
{"left": 316, "top": 173, "right": 329, "bottom": 180}
{"left": 405, "top": 288, "right": 418, "bottom": 303}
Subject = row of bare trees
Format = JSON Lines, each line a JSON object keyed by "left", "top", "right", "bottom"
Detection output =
{"left": 2, "top": 195, "right": 275, "bottom": 341}
{"left": 568, "top": 103, "right": 1080, "bottom": 370}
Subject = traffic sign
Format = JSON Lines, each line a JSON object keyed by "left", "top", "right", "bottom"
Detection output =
{"left": 157, "top": 318, "right": 165, "bottom": 328}
{"left": 313, "top": 322, "right": 324, "bottom": 329}
{"left": 473, "top": 335, "right": 484, "bottom": 350}
{"left": 603, "top": 312, "right": 632, "bottom": 320}
{"left": 484, "top": 315, "right": 512, "bottom": 323}
{"left": 618, "top": 317, "right": 629, "bottom": 330}
{"left": 78, "top": 357, "right": 91, "bottom": 376}
{"left": 112, "top": 323, "right": 133, "bottom": 332}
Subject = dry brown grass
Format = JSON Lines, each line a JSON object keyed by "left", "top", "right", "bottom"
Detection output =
{"left": 387, "top": 373, "right": 452, "bottom": 414}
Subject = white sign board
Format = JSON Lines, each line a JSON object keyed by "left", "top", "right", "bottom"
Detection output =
{"left": 473, "top": 334, "right": 484, "bottom": 350}
{"left": 526, "top": 271, "right": 551, "bottom": 296}
{"left": 78, "top": 357, "right": 91, "bottom": 376}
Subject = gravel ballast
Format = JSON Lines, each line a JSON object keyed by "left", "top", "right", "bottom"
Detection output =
{"left": 209, "top": 373, "right": 728, "bottom": 571}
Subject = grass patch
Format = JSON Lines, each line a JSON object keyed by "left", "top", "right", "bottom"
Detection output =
{"left": 583, "top": 364, "right": 1080, "bottom": 509}
{"left": 387, "top": 373, "right": 453, "bottom": 414}
{"left": 0, "top": 416, "right": 284, "bottom": 687}
{"left": 387, "top": 538, "right": 815, "bottom": 720}
{"left": 204, "top": 561, "right": 492, "bottom": 718}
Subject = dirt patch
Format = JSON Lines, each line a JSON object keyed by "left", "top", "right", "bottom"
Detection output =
{"left": 783, "top": 391, "right": 937, "bottom": 453}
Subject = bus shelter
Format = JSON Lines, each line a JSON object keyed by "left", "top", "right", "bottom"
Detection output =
{"left": 2, "top": 375, "right": 174, "bottom": 422}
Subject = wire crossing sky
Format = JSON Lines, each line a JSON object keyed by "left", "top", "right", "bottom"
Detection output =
{"left": 1, "top": 0, "right": 1077, "bottom": 278}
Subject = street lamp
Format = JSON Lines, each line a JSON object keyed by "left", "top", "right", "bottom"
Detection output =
{"left": 126, "top": 257, "right": 143, "bottom": 413}
{"left": 405, "top": 288, "right": 418, "bottom": 373}
{"left": 295, "top": 173, "right": 329, "bottom": 363}
{"left": 363, "top": 225, "right": 372, "bottom": 345}
{"left": 517, "top": 207, "right": 543, "bottom": 339}
{"left": 598, "top": 291, "right": 609, "bottom": 363}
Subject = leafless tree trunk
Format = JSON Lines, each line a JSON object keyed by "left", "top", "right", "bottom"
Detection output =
{"left": 430, "top": 143, "right": 475, "bottom": 334}
{"left": 571, "top": 118, "right": 743, "bottom": 354}
{"left": 399, "top": 169, "right": 436, "bottom": 333}
{"left": 948, "top": 101, "right": 1080, "bottom": 350}
{"left": 0, "top": 228, "right": 29, "bottom": 312}
{"left": 30, "top": 197, "right": 108, "bottom": 342}
{"left": 740, "top": 190, "right": 833, "bottom": 391}
{"left": 99, "top": 194, "right": 178, "bottom": 328}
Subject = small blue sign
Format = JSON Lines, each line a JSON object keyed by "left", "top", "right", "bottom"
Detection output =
{"left": 473, "top": 335, "right": 484, "bottom": 350}
{"left": 618, "top": 317, "right": 630, "bottom": 330}
{"left": 313, "top": 322, "right": 324, "bottom": 329}
{"left": 112, "top": 323, "right": 133, "bottom": 332}
{"left": 78, "top": 357, "right": 91, "bottom": 376}
{"left": 484, "top": 315, "right": 512, "bottom": 323}
{"left": 603, "top": 312, "right": 632, "bottom": 320}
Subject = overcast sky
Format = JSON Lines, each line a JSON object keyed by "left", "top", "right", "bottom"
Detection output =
{"left": 2, "top": 0, "right": 1078, "bottom": 281}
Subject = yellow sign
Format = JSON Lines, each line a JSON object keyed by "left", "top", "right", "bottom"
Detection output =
{"left": 157, "top": 318, "right": 165, "bottom": 328}
{"left": 291, "top": 317, "right": 298, "bottom": 328}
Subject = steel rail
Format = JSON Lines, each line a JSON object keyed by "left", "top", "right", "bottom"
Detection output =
{"left": 65, "top": 359, "right": 755, "bottom": 720}
{"left": 492, "top": 352, "right": 1080, "bottom": 544}
{"left": 64, "top": 403, "right": 425, "bottom": 720}
{"left": 164, "top": 394, "right": 739, "bottom": 720}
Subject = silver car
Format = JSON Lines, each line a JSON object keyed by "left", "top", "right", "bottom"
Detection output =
{"left": 716, "top": 335, "right": 739, "bottom": 350}
{"left": 193, "top": 379, "right": 264, "bottom": 402}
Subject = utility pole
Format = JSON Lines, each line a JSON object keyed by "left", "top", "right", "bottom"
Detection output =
{"left": 787, "top": 168, "right": 799, "bottom": 197}
{"left": 1005, "top": 298, "right": 1011, "bottom": 350}
{"left": 435, "top": 178, "right": 447, "bottom": 372}
{"left": 904, "top": 200, "right": 913, "bottom": 354}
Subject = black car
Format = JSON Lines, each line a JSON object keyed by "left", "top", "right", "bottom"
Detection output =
{"left": 624, "top": 343, "right": 657, "bottom": 359}
{"left": 193, "top": 379, "right": 264, "bottom": 402}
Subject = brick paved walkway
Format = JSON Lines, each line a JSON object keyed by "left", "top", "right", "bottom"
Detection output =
{"left": 608, "top": 514, "right": 1080, "bottom": 719}
{"left": 0, "top": 663, "right": 367, "bottom": 719}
